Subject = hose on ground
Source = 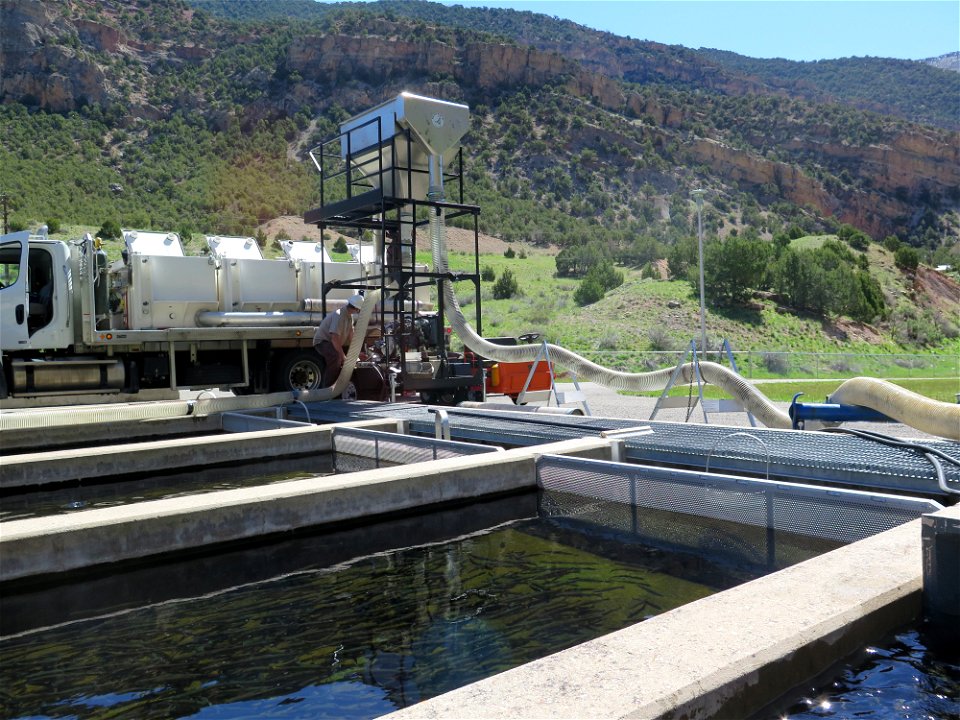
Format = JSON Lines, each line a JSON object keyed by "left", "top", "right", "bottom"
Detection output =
{"left": 829, "top": 377, "right": 960, "bottom": 442}
{"left": 429, "top": 206, "right": 959, "bottom": 440}
{"left": 427, "top": 207, "right": 794, "bottom": 428}
{"left": 297, "top": 289, "right": 383, "bottom": 403}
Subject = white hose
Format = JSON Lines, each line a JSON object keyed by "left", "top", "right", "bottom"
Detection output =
{"left": 297, "top": 289, "right": 383, "bottom": 403}
{"left": 0, "top": 294, "right": 381, "bottom": 429}
{"left": 429, "top": 207, "right": 959, "bottom": 440}
{"left": 830, "top": 377, "right": 960, "bottom": 442}
{"left": 428, "top": 207, "right": 793, "bottom": 428}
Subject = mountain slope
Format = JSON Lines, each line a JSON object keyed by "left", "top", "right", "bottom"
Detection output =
{"left": 1, "top": 1, "right": 957, "bottom": 257}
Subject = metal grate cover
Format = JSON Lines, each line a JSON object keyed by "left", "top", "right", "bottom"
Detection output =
{"left": 292, "top": 401, "right": 960, "bottom": 499}
{"left": 536, "top": 454, "right": 942, "bottom": 545}
{"left": 333, "top": 426, "right": 501, "bottom": 472}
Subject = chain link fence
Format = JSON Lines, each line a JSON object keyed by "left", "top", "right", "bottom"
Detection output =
{"left": 571, "top": 350, "right": 958, "bottom": 381}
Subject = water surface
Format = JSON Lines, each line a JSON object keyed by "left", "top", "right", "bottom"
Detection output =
{"left": 0, "top": 492, "right": 834, "bottom": 720}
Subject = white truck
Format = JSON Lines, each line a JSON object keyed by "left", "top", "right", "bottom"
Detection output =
{"left": 0, "top": 227, "right": 388, "bottom": 407}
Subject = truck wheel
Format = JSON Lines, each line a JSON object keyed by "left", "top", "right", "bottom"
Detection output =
{"left": 272, "top": 351, "right": 325, "bottom": 392}
{"left": 422, "top": 388, "right": 467, "bottom": 406}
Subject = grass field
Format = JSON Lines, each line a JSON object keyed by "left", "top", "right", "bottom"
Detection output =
{"left": 635, "top": 377, "right": 959, "bottom": 403}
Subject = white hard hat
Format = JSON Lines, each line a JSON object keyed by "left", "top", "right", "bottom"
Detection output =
{"left": 347, "top": 294, "right": 364, "bottom": 309}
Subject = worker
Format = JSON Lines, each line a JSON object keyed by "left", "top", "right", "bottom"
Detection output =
{"left": 313, "top": 293, "right": 364, "bottom": 387}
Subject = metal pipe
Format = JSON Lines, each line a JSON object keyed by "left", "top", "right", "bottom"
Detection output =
{"left": 195, "top": 311, "right": 328, "bottom": 328}
{"left": 693, "top": 188, "right": 707, "bottom": 353}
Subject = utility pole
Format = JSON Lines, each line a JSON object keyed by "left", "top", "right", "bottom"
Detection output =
{"left": 692, "top": 188, "right": 707, "bottom": 354}
{"left": 0, "top": 190, "right": 9, "bottom": 234}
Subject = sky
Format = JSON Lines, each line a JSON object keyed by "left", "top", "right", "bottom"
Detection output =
{"left": 421, "top": 1, "right": 959, "bottom": 62}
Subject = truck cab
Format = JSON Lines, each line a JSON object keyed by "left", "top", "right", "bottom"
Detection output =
{"left": 0, "top": 229, "right": 72, "bottom": 353}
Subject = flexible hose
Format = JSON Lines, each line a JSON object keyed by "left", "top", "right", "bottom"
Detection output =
{"left": 297, "top": 289, "right": 383, "bottom": 403}
{"left": 829, "top": 377, "right": 960, "bottom": 442}
{"left": 0, "top": 294, "right": 381, "bottom": 428}
{"left": 821, "top": 426, "right": 960, "bottom": 495}
{"left": 427, "top": 208, "right": 794, "bottom": 428}
{"left": 429, "top": 207, "right": 960, "bottom": 440}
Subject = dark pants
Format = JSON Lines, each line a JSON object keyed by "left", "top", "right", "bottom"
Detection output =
{"left": 315, "top": 340, "right": 344, "bottom": 387}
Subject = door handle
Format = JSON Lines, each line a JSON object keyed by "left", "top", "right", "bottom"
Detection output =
{"left": 16, "top": 304, "right": 24, "bottom": 324}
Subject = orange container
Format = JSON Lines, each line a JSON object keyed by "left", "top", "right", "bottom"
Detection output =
{"left": 486, "top": 360, "right": 552, "bottom": 400}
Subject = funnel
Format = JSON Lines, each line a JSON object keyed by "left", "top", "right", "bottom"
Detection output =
{"left": 339, "top": 93, "right": 470, "bottom": 202}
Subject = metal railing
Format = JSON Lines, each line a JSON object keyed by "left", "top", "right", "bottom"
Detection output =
{"left": 536, "top": 454, "right": 942, "bottom": 545}
{"left": 332, "top": 426, "right": 502, "bottom": 473}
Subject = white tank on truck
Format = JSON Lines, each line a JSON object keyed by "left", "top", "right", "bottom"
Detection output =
{"left": 0, "top": 226, "right": 430, "bottom": 407}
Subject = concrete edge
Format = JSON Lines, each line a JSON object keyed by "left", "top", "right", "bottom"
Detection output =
{"left": 0, "top": 436, "right": 614, "bottom": 581}
{"left": 381, "top": 518, "right": 923, "bottom": 720}
{"left": 0, "top": 418, "right": 399, "bottom": 488}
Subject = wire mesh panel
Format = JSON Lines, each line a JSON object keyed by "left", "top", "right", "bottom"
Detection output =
{"left": 536, "top": 454, "right": 942, "bottom": 545}
{"left": 333, "top": 427, "right": 502, "bottom": 472}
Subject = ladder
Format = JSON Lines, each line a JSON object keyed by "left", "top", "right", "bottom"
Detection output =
{"left": 516, "top": 340, "right": 592, "bottom": 416}
{"left": 650, "top": 339, "right": 756, "bottom": 426}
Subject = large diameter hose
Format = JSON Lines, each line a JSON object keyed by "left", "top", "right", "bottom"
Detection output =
{"left": 297, "top": 290, "right": 383, "bottom": 403}
{"left": 427, "top": 208, "right": 794, "bottom": 429}
{"left": 830, "top": 377, "right": 960, "bottom": 442}
{"left": 430, "top": 208, "right": 960, "bottom": 440}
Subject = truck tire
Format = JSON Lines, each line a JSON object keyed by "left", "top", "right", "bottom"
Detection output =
{"left": 420, "top": 387, "right": 468, "bottom": 406}
{"left": 272, "top": 350, "right": 325, "bottom": 392}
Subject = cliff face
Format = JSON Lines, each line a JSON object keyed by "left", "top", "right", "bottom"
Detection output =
{"left": 1, "top": 0, "right": 210, "bottom": 113}
{"left": 0, "top": 0, "right": 111, "bottom": 111}
{"left": 3, "top": 0, "right": 957, "bottom": 240}
{"left": 286, "top": 33, "right": 958, "bottom": 237}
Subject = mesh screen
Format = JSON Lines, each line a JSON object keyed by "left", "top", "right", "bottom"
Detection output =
{"left": 536, "top": 454, "right": 941, "bottom": 545}
{"left": 333, "top": 427, "right": 501, "bottom": 472}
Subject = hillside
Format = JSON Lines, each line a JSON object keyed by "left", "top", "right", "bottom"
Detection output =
{"left": 924, "top": 52, "right": 960, "bottom": 73}
{"left": 0, "top": 0, "right": 958, "bottom": 355}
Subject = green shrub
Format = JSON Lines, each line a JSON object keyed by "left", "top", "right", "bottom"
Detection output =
{"left": 503, "top": 247, "right": 516, "bottom": 259}
{"left": 480, "top": 265, "right": 496, "bottom": 282}
{"left": 97, "top": 220, "right": 121, "bottom": 240}
{"left": 894, "top": 246, "right": 920, "bottom": 271}
{"left": 573, "top": 276, "right": 604, "bottom": 305}
{"left": 332, "top": 236, "right": 348, "bottom": 253}
{"left": 647, "top": 326, "right": 676, "bottom": 351}
{"left": 492, "top": 267, "right": 519, "bottom": 299}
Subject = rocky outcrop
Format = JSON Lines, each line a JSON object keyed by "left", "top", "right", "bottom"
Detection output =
{"left": 685, "top": 136, "right": 928, "bottom": 238}
{"left": 0, "top": 0, "right": 111, "bottom": 111}
{"left": 287, "top": 35, "right": 455, "bottom": 85}
{"left": 689, "top": 137, "right": 839, "bottom": 212}
{"left": 287, "top": 34, "right": 628, "bottom": 110}
{"left": 784, "top": 131, "right": 960, "bottom": 196}
{"left": 74, "top": 18, "right": 122, "bottom": 54}
{"left": 626, "top": 94, "right": 684, "bottom": 128}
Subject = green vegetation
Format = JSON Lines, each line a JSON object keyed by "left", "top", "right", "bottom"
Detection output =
{"left": 639, "top": 378, "right": 959, "bottom": 404}
{"left": 700, "top": 50, "right": 960, "bottom": 131}
{"left": 772, "top": 240, "right": 887, "bottom": 322}
{"left": 433, "top": 247, "right": 959, "bottom": 358}
{"left": 2, "top": 0, "right": 957, "bottom": 364}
